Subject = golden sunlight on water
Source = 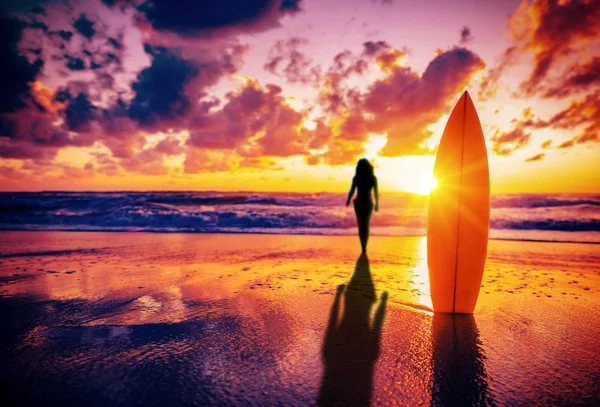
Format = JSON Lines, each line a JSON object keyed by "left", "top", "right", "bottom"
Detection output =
{"left": 410, "top": 237, "right": 433, "bottom": 310}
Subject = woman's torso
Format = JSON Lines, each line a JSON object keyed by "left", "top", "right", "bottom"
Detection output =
{"left": 354, "top": 176, "right": 374, "bottom": 202}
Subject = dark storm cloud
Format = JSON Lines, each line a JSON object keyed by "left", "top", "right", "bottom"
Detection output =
{"left": 0, "top": 11, "right": 44, "bottom": 114}
{"left": 136, "top": 0, "right": 303, "bottom": 37}
{"left": 73, "top": 13, "right": 96, "bottom": 39}
{"left": 58, "top": 91, "right": 97, "bottom": 132}
{"left": 30, "top": 5, "right": 46, "bottom": 15}
{"left": 57, "top": 30, "right": 73, "bottom": 41}
{"left": 128, "top": 45, "right": 199, "bottom": 127}
{"left": 65, "top": 55, "right": 86, "bottom": 70}
{"left": 108, "top": 37, "right": 122, "bottom": 49}
{"left": 26, "top": 18, "right": 49, "bottom": 32}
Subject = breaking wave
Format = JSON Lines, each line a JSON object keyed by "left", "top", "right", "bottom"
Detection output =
{"left": 0, "top": 192, "right": 598, "bottom": 243}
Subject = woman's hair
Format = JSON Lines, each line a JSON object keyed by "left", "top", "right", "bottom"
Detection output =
{"left": 355, "top": 158, "right": 375, "bottom": 183}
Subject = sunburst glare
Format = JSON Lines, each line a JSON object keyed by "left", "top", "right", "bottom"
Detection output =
{"left": 416, "top": 171, "right": 437, "bottom": 195}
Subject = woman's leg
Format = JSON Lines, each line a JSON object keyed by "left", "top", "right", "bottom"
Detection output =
{"left": 354, "top": 201, "right": 373, "bottom": 253}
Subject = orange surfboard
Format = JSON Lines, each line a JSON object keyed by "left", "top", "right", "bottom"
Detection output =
{"left": 427, "top": 91, "right": 490, "bottom": 314}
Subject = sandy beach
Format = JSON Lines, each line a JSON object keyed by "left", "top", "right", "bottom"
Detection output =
{"left": 1, "top": 231, "right": 599, "bottom": 406}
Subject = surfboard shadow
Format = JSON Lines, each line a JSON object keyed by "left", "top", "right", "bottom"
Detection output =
{"left": 317, "top": 254, "right": 388, "bottom": 406}
{"left": 431, "top": 314, "right": 494, "bottom": 406}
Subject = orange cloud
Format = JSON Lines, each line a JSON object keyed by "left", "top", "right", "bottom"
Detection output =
{"left": 31, "top": 81, "right": 64, "bottom": 114}
{"left": 491, "top": 127, "right": 531, "bottom": 156}
{"left": 525, "top": 153, "right": 545, "bottom": 162}
{"left": 481, "top": 0, "right": 600, "bottom": 98}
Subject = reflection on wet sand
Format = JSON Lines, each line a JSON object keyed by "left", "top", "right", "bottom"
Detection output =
{"left": 318, "top": 254, "right": 388, "bottom": 406}
{"left": 431, "top": 314, "right": 493, "bottom": 406}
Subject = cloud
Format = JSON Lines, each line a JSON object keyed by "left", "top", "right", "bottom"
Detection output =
{"left": 318, "top": 49, "right": 369, "bottom": 114}
{"left": 492, "top": 92, "right": 600, "bottom": 156}
{"left": 304, "top": 119, "right": 332, "bottom": 150}
{"left": 0, "top": 104, "right": 92, "bottom": 159}
{"left": 305, "top": 46, "right": 485, "bottom": 165}
{"left": 188, "top": 80, "right": 307, "bottom": 158}
{"left": 459, "top": 26, "right": 472, "bottom": 44}
{"left": 118, "top": 147, "right": 171, "bottom": 175}
{"left": 73, "top": 13, "right": 96, "bottom": 39}
{"left": 98, "top": 100, "right": 146, "bottom": 158}
{"left": 481, "top": 0, "right": 600, "bottom": 98}
{"left": 362, "top": 40, "right": 391, "bottom": 57}
{"left": 366, "top": 46, "right": 485, "bottom": 156}
{"left": 525, "top": 153, "right": 544, "bottom": 162}
{"left": 65, "top": 55, "right": 86, "bottom": 70}
{"left": 535, "top": 92, "right": 600, "bottom": 147}
{"left": 0, "top": 2, "right": 490, "bottom": 179}
{"left": 136, "top": 0, "right": 303, "bottom": 38}
{"left": 0, "top": 11, "right": 44, "bottom": 113}
{"left": 518, "top": 0, "right": 600, "bottom": 95}
{"left": 154, "top": 136, "right": 184, "bottom": 156}
{"left": 264, "top": 37, "right": 321, "bottom": 85}
{"left": 374, "top": 48, "right": 407, "bottom": 73}
{"left": 478, "top": 46, "right": 518, "bottom": 100}
{"left": 544, "top": 56, "right": 600, "bottom": 98}
{"left": 184, "top": 148, "right": 239, "bottom": 173}
{"left": 58, "top": 91, "right": 97, "bottom": 132}
{"left": 57, "top": 30, "right": 73, "bottom": 41}
{"left": 26, "top": 18, "right": 49, "bottom": 32}
{"left": 89, "top": 152, "right": 122, "bottom": 176}
{"left": 128, "top": 45, "right": 199, "bottom": 127}
{"left": 107, "top": 36, "right": 122, "bottom": 49}
{"left": 491, "top": 127, "right": 531, "bottom": 156}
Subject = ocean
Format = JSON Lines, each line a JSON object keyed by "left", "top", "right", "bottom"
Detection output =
{"left": 0, "top": 192, "right": 598, "bottom": 244}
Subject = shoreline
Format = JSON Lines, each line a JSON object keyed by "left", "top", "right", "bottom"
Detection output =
{"left": 0, "top": 228, "right": 598, "bottom": 245}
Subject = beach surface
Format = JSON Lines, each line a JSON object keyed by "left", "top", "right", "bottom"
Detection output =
{"left": 1, "top": 231, "right": 599, "bottom": 406}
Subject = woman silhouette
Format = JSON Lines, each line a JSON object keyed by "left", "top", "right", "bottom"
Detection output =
{"left": 346, "top": 158, "right": 379, "bottom": 254}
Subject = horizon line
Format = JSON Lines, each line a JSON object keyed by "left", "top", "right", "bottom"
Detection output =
{"left": 0, "top": 190, "right": 598, "bottom": 195}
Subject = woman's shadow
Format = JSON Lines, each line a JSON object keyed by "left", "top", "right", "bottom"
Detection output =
{"left": 317, "top": 254, "right": 388, "bottom": 406}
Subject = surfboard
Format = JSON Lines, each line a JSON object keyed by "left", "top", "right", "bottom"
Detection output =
{"left": 427, "top": 91, "right": 490, "bottom": 314}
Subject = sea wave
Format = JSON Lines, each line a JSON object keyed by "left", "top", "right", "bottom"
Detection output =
{"left": 0, "top": 192, "right": 598, "bottom": 243}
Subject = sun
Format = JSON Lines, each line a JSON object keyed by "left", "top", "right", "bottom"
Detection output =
{"left": 415, "top": 171, "right": 438, "bottom": 195}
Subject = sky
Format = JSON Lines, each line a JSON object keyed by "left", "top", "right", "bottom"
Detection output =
{"left": 0, "top": 0, "right": 599, "bottom": 194}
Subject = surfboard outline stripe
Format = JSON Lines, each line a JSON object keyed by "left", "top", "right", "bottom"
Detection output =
{"left": 451, "top": 92, "right": 468, "bottom": 313}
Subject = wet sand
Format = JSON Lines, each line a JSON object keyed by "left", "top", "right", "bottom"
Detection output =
{"left": 1, "top": 231, "right": 599, "bottom": 406}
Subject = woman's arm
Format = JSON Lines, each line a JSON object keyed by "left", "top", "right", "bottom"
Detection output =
{"left": 374, "top": 176, "right": 379, "bottom": 212}
{"left": 346, "top": 177, "right": 356, "bottom": 206}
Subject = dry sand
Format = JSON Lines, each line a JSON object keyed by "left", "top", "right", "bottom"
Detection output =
{"left": 1, "top": 231, "right": 599, "bottom": 406}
